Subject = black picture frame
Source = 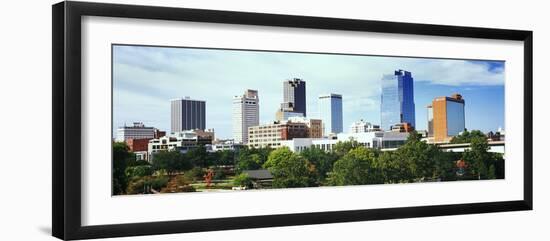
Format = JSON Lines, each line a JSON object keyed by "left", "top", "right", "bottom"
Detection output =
{"left": 52, "top": 1, "right": 533, "bottom": 240}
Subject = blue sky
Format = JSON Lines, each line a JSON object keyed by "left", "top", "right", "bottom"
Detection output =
{"left": 113, "top": 45, "right": 505, "bottom": 139}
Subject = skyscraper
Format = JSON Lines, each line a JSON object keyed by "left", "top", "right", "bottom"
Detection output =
{"left": 427, "top": 93, "right": 466, "bottom": 142}
{"left": 380, "top": 69, "right": 415, "bottom": 130}
{"left": 171, "top": 97, "right": 206, "bottom": 133}
{"left": 233, "top": 89, "right": 260, "bottom": 144}
{"left": 318, "top": 93, "right": 343, "bottom": 135}
{"left": 283, "top": 78, "right": 306, "bottom": 117}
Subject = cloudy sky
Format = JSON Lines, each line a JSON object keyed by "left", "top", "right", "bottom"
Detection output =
{"left": 113, "top": 45, "right": 505, "bottom": 139}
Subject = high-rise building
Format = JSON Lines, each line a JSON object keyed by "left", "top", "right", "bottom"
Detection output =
{"left": 380, "top": 70, "right": 415, "bottom": 130}
{"left": 283, "top": 78, "right": 306, "bottom": 116}
{"left": 171, "top": 97, "right": 206, "bottom": 133}
{"left": 318, "top": 93, "right": 343, "bottom": 135}
{"left": 233, "top": 90, "right": 260, "bottom": 144}
{"left": 116, "top": 122, "right": 155, "bottom": 142}
{"left": 427, "top": 93, "right": 466, "bottom": 142}
{"left": 427, "top": 104, "right": 434, "bottom": 137}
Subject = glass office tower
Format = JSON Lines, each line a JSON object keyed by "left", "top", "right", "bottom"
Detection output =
{"left": 318, "top": 93, "right": 343, "bottom": 135}
{"left": 380, "top": 70, "right": 415, "bottom": 130}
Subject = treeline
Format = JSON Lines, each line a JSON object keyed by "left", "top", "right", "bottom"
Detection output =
{"left": 112, "top": 130, "right": 504, "bottom": 195}
{"left": 112, "top": 143, "right": 235, "bottom": 195}
{"left": 244, "top": 131, "right": 504, "bottom": 188}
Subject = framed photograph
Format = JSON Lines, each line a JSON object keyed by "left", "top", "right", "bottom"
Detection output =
{"left": 52, "top": 1, "right": 533, "bottom": 240}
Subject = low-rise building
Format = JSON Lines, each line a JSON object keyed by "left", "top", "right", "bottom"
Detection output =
{"left": 247, "top": 121, "right": 309, "bottom": 148}
{"left": 206, "top": 139, "right": 238, "bottom": 152}
{"left": 349, "top": 119, "right": 381, "bottom": 133}
{"left": 390, "top": 122, "right": 415, "bottom": 133}
{"left": 287, "top": 117, "right": 323, "bottom": 138}
{"left": 280, "top": 131, "right": 410, "bottom": 152}
{"left": 148, "top": 129, "right": 214, "bottom": 161}
{"left": 116, "top": 122, "right": 156, "bottom": 142}
{"left": 247, "top": 118, "right": 323, "bottom": 148}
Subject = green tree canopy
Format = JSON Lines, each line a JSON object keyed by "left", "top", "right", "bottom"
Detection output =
{"left": 233, "top": 173, "right": 253, "bottom": 188}
{"left": 113, "top": 142, "right": 133, "bottom": 195}
{"left": 462, "top": 136, "right": 493, "bottom": 179}
{"left": 450, "top": 130, "right": 486, "bottom": 144}
{"left": 395, "top": 134, "right": 441, "bottom": 181}
{"left": 299, "top": 147, "right": 338, "bottom": 182}
{"left": 328, "top": 146, "right": 380, "bottom": 186}
{"left": 263, "top": 147, "right": 316, "bottom": 188}
{"left": 152, "top": 151, "right": 192, "bottom": 174}
{"left": 332, "top": 140, "right": 360, "bottom": 157}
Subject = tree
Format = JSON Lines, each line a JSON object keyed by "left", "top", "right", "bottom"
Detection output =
{"left": 152, "top": 151, "right": 192, "bottom": 174}
{"left": 450, "top": 130, "right": 486, "bottom": 144}
{"left": 113, "top": 142, "right": 132, "bottom": 195}
{"left": 395, "top": 133, "right": 440, "bottom": 181}
{"left": 186, "top": 145, "right": 209, "bottom": 167}
{"left": 462, "top": 136, "right": 491, "bottom": 179}
{"left": 328, "top": 146, "right": 380, "bottom": 186}
{"left": 214, "top": 150, "right": 235, "bottom": 166}
{"left": 233, "top": 173, "right": 253, "bottom": 188}
{"left": 183, "top": 167, "right": 204, "bottom": 182}
{"left": 236, "top": 146, "right": 272, "bottom": 171}
{"left": 376, "top": 151, "right": 412, "bottom": 183}
{"left": 263, "top": 147, "right": 316, "bottom": 188}
{"left": 332, "top": 140, "right": 360, "bottom": 157}
{"left": 125, "top": 165, "right": 153, "bottom": 181}
{"left": 432, "top": 151, "right": 460, "bottom": 181}
{"left": 237, "top": 153, "right": 263, "bottom": 171}
{"left": 299, "top": 147, "right": 338, "bottom": 182}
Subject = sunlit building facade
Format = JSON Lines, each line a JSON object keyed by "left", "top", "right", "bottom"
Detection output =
{"left": 233, "top": 90, "right": 260, "bottom": 144}
{"left": 427, "top": 93, "right": 466, "bottom": 142}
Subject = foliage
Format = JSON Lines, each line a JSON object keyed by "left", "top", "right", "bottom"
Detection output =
{"left": 186, "top": 145, "right": 211, "bottom": 167}
{"left": 213, "top": 150, "right": 235, "bottom": 166}
{"left": 212, "top": 167, "right": 227, "bottom": 180}
{"left": 300, "top": 147, "right": 338, "bottom": 182}
{"left": 394, "top": 134, "right": 440, "bottom": 181}
{"left": 236, "top": 146, "right": 272, "bottom": 171}
{"left": 332, "top": 140, "right": 360, "bottom": 157}
{"left": 264, "top": 148, "right": 316, "bottom": 188}
{"left": 237, "top": 153, "right": 263, "bottom": 171}
{"left": 112, "top": 142, "right": 133, "bottom": 195}
{"left": 126, "top": 176, "right": 169, "bottom": 194}
{"left": 127, "top": 159, "right": 149, "bottom": 167}
{"left": 328, "top": 147, "right": 380, "bottom": 186}
{"left": 151, "top": 151, "right": 192, "bottom": 174}
{"left": 233, "top": 173, "right": 253, "bottom": 188}
{"left": 462, "top": 136, "right": 495, "bottom": 179}
{"left": 450, "top": 130, "right": 486, "bottom": 144}
{"left": 183, "top": 167, "right": 204, "bottom": 182}
{"left": 125, "top": 165, "right": 153, "bottom": 180}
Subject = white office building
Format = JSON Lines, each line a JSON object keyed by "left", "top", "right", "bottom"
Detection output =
{"left": 115, "top": 122, "right": 155, "bottom": 142}
{"left": 148, "top": 130, "right": 214, "bottom": 160}
{"left": 349, "top": 120, "right": 381, "bottom": 133}
{"left": 318, "top": 93, "right": 343, "bottom": 135}
{"left": 280, "top": 131, "right": 410, "bottom": 153}
{"left": 233, "top": 90, "right": 260, "bottom": 144}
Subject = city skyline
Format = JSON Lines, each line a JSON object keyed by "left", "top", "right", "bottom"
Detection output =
{"left": 113, "top": 45, "right": 505, "bottom": 139}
